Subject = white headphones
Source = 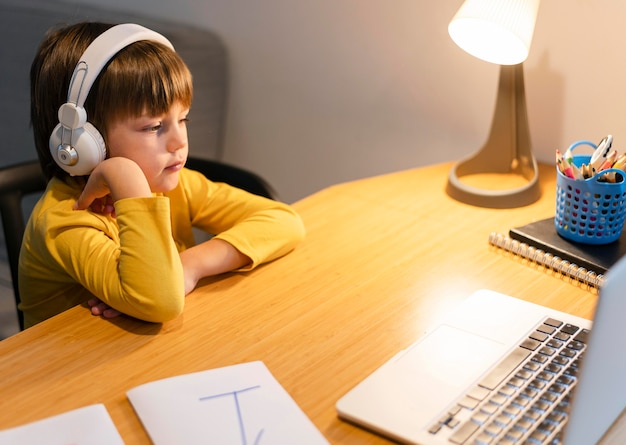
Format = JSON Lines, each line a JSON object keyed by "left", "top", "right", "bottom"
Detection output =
{"left": 49, "top": 24, "right": 174, "bottom": 176}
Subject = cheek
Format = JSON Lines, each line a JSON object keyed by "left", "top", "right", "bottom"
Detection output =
{"left": 105, "top": 136, "right": 145, "bottom": 162}
{"left": 104, "top": 134, "right": 128, "bottom": 159}
{"left": 105, "top": 124, "right": 148, "bottom": 158}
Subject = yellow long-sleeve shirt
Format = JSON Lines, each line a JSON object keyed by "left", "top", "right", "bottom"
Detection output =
{"left": 18, "top": 167, "right": 305, "bottom": 328}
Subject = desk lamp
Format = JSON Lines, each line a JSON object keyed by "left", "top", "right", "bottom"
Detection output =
{"left": 446, "top": 0, "right": 541, "bottom": 208}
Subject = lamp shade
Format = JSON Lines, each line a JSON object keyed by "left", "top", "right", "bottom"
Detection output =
{"left": 448, "top": 0, "right": 540, "bottom": 65}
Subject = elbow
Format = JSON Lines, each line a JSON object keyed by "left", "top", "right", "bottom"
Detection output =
{"left": 146, "top": 292, "right": 185, "bottom": 322}
{"left": 120, "top": 287, "right": 185, "bottom": 323}
{"left": 288, "top": 210, "right": 306, "bottom": 244}
{"left": 294, "top": 218, "right": 306, "bottom": 249}
{"left": 272, "top": 212, "right": 306, "bottom": 259}
{"left": 148, "top": 297, "right": 184, "bottom": 323}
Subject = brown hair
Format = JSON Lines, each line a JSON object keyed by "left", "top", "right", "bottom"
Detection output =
{"left": 30, "top": 22, "right": 193, "bottom": 181}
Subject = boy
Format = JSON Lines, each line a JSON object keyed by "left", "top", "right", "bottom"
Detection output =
{"left": 20, "top": 22, "right": 305, "bottom": 328}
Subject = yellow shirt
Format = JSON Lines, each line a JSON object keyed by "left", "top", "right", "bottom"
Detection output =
{"left": 18, "top": 167, "right": 305, "bottom": 328}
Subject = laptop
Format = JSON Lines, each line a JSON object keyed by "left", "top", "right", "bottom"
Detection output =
{"left": 336, "top": 256, "right": 626, "bottom": 445}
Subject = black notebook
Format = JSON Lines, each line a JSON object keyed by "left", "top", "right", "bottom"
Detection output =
{"left": 489, "top": 217, "right": 626, "bottom": 289}
{"left": 509, "top": 217, "right": 626, "bottom": 274}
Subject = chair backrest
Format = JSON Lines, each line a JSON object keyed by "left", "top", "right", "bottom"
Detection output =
{"left": 0, "top": 161, "right": 47, "bottom": 330}
{"left": 186, "top": 156, "right": 277, "bottom": 200}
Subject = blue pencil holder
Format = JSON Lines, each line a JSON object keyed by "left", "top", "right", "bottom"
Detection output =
{"left": 555, "top": 154, "right": 626, "bottom": 244}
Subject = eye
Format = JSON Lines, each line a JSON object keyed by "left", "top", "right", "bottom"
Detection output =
{"left": 145, "top": 123, "right": 162, "bottom": 132}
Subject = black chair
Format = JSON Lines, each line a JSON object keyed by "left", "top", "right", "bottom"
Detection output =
{"left": 185, "top": 157, "right": 277, "bottom": 200}
{"left": 0, "top": 157, "right": 275, "bottom": 331}
{"left": 0, "top": 161, "right": 47, "bottom": 331}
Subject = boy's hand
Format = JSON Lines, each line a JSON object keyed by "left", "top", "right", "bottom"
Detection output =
{"left": 74, "top": 158, "right": 151, "bottom": 211}
{"left": 88, "top": 195, "right": 116, "bottom": 217}
{"left": 179, "top": 238, "right": 251, "bottom": 295}
{"left": 88, "top": 297, "right": 122, "bottom": 318}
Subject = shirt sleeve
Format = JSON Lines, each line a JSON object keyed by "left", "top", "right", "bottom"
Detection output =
{"left": 170, "top": 168, "right": 306, "bottom": 270}
{"left": 49, "top": 197, "right": 185, "bottom": 322}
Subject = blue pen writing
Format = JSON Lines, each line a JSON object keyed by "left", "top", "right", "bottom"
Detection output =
{"left": 199, "top": 385, "right": 264, "bottom": 445}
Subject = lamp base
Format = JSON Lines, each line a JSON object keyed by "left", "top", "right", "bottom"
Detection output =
{"left": 446, "top": 62, "right": 541, "bottom": 209}
{"left": 446, "top": 160, "right": 540, "bottom": 208}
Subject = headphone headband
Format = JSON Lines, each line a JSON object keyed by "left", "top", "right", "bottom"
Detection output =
{"left": 67, "top": 23, "right": 174, "bottom": 107}
{"left": 50, "top": 23, "right": 175, "bottom": 176}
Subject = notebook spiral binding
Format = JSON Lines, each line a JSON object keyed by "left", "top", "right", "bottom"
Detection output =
{"left": 488, "top": 232, "right": 605, "bottom": 290}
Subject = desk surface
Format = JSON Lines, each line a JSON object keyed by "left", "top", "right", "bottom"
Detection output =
{"left": 0, "top": 162, "right": 623, "bottom": 444}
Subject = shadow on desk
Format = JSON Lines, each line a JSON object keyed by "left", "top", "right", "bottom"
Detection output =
{"left": 71, "top": 270, "right": 253, "bottom": 337}
{"left": 89, "top": 310, "right": 167, "bottom": 337}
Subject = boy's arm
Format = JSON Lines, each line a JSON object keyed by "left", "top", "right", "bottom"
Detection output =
{"left": 179, "top": 169, "right": 306, "bottom": 272}
{"left": 60, "top": 196, "right": 185, "bottom": 322}
{"left": 69, "top": 157, "right": 184, "bottom": 321}
{"left": 74, "top": 157, "right": 152, "bottom": 211}
{"left": 85, "top": 223, "right": 248, "bottom": 314}
{"left": 179, "top": 238, "right": 250, "bottom": 294}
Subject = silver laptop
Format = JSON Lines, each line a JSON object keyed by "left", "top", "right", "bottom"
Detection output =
{"left": 336, "top": 256, "right": 626, "bottom": 445}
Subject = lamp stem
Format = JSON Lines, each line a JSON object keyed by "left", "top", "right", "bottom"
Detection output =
{"left": 446, "top": 63, "right": 541, "bottom": 208}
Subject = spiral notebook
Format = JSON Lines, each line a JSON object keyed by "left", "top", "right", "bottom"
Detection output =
{"left": 488, "top": 217, "right": 626, "bottom": 289}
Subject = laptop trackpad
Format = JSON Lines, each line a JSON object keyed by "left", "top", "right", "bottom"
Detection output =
{"left": 393, "top": 324, "right": 505, "bottom": 423}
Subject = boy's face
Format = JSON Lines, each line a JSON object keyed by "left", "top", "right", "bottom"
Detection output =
{"left": 105, "top": 101, "right": 189, "bottom": 193}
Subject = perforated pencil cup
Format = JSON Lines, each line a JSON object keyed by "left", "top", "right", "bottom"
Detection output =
{"left": 555, "top": 154, "right": 626, "bottom": 244}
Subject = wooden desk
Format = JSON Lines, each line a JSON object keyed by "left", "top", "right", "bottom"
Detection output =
{"left": 0, "top": 162, "right": 623, "bottom": 444}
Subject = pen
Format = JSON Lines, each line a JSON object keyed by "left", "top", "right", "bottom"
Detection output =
{"left": 563, "top": 147, "right": 574, "bottom": 165}
{"left": 563, "top": 164, "right": 576, "bottom": 179}
{"left": 598, "top": 149, "right": 618, "bottom": 172}
{"left": 555, "top": 149, "right": 566, "bottom": 174}
{"left": 556, "top": 149, "right": 576, "bottom": 178}
{"left": 560, "top": 136, "right": 624, "bottom": 181}
{"left": 590, "top": 135, "right": 613, "bottom": 170}
{"left": 580, "top": 163, "right": 591, "bottom": 179}
{"left": 612, "top": 153, "right": 626, "bottom": 171}
{"left": 571, "top": 162, "right": 584, "bottom": 180}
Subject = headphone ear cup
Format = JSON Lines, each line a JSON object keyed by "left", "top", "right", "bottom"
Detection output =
{"left": 49, "top": 121, "right": 106, "bottom": 176}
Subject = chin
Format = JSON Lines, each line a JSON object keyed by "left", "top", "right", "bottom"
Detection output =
{"left": 152, "top": 175, "right": 180, "bottom": 193}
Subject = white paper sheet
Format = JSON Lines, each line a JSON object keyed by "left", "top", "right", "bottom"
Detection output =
{"left": 127, "top": 361, "right": 329, "bottom": 445}
{"left": 0, "top": 404, "right": 124, "bottom": 445}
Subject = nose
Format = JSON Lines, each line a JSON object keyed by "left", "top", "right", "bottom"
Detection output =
{"left": 167, "top": 122, "right": 187, "bottom": 153}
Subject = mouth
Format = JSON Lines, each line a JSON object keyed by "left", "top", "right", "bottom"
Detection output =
{"left": 165, "top": 161, "right": 184, "bottom": 172}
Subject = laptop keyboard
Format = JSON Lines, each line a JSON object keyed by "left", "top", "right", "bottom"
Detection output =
{"left": 428, "top": 317, "right": 590, "bottom": 445}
